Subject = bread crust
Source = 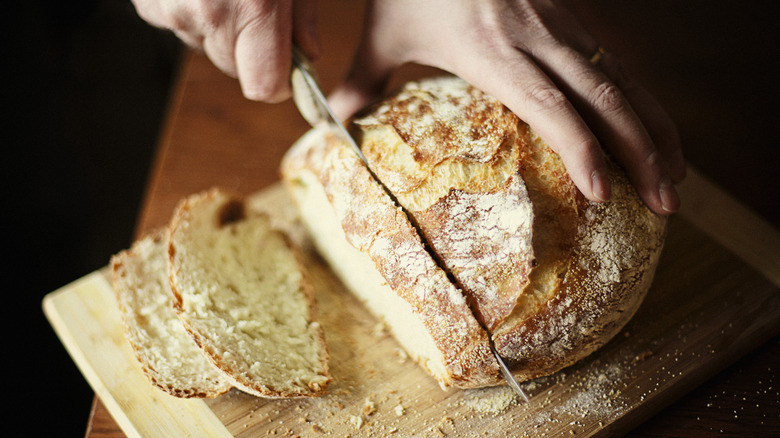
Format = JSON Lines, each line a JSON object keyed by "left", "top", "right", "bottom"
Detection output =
{"left": 282, "top": 128, "right": 500, "bottom": 388}
{"left": 283, "top": 76, "right": 667, "bottom": 387}
{"left": 110, "top": 230, "right": 233, "bottom": 398}
{"left": 167, "top": 188, "right": 331, "bottom": 397}
{"left": 353, "top": 78, "right": 535, "bottom": 331}
{"left": 489, "top": 127, "right": 667, "bottom": 380}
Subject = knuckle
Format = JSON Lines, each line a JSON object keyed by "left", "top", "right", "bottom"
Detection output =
{"left": 642, "top": 147, "right": 663, "bottom": 170}
{"left": 525, "top": 85, "right": 568, "bottom": 114}
{"left": 590, "top": 81, "right": 627, "bottom": 115}
{"left": 198, "top": 1, "right": 230, "bottom": 31}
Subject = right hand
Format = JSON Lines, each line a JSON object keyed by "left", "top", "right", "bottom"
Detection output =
{"left": 130, "top": 0, "right": 320, "bottom": 102}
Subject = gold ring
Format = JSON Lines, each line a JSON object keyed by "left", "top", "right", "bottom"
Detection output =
{"left": 589, "top": 46, "right": 605, "bottom": 65}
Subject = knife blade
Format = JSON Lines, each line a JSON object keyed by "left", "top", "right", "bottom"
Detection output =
{"left": 289, "top": 45, "right": 530, "bottom": 403}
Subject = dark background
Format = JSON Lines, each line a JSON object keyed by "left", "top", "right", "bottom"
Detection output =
{"left": 4, "top": 0, "right": 778, "bottom": 436}
{"left": 5, "top": 0, "right": 181, "bottom": 434}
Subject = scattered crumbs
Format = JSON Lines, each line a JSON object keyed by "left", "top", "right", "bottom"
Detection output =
{"left": 394, "top": 404, "right": 406, "bottom": 416}
{"left": 349, "top": 415, "right": 363, "bottom": 429}
{"left": 310, "top": 423, "right": 324, "bottom": 433}
{"left": 435, "top": 416, "right": 455, "bottom": 435}
{"left": 362, "top": 398, "right": 377, "bottom": 416}
{"left": 632, "top": 350, "right": 653, "bottom": 364}
{"left": 461, "top": 386, "right": 517, "bottom": 414}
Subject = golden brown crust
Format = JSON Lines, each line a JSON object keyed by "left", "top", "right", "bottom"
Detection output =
{"left": 493, "top": 135, "right": 667, "bottom": 380}
{"left": 282, "top": 128, "right": 500, "bottom": 388}
{"left": 283, "top": 75, "right": 667, "bottom": 388}
{"left": 353, "top": 77, "right": 535, "bottom": 331}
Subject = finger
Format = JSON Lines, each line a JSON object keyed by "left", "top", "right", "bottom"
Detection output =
{"left": 533, "top": 44, "right": 678, "bottom": 214}
{"left": 234, "top": 1, "right": 293, "bottom": 102}
{"left": 200, "top": 3, "right": 238, "bottom": 78}
{"left": 130, "top": 0, "right": 167, "bottom": 29}
{"left": 601, "top": 56, "right": 686, "bottom": 183}
{"left": 293, "top": 0, "right": 320, "bottom": 60}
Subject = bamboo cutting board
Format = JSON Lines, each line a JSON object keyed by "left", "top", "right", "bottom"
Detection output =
{"left": 44, "top": 168, "right": 780, "bottom": 437}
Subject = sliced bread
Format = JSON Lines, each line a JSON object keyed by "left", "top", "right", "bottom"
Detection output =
{"left": 167, "top": 188, "right": 330, "bottom": 397}
{"left": 110, "top": 231, "right": 232, "bottom": 398}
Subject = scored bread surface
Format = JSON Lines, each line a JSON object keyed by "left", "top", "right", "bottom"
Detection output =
{"left": 110, "top": 231, "right": 232, "bottom": 398}
{"left": 282, "top": 128, "right": 500, "bottom": 388}
{"left": 353, "top": 77, "right": 535, "bottom": 331}
{"left": 283, "top": 75, "right": 667, "bottom": 387}
{"left": 167, "top": 189, "right": 331, "bottom": 397}
{"left": 351, "top": 76, "right": 667, "bottom": 382}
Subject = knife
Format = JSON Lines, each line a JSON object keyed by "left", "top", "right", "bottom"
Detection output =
{"left": 289, "top": 45, "right": 530, "bottom": 403}
{"left": 290, "top": 45, "right": 368, "bottom": 165}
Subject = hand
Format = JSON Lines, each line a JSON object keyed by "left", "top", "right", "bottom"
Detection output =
{"left": 329, "top": 0, "right": 686, "bottom": 215}
{"left": 130, "top": 0, "right": 320, "bottom": 102}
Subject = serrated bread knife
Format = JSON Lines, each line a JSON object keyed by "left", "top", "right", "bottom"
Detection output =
{"left": 289, "top": 45, "right": 529, "bottom": 403}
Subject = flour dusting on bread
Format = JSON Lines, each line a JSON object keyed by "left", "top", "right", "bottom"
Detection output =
{"left": 282, "top": 75, "right": 667, "bottom": 388}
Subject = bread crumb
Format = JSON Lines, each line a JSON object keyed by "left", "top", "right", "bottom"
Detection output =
{"left": 462, "top": 387, "right": 517, "bottom": 414}
{"left": 394, "top": 404, "right": 405, "bottom": 416}
{"left": 394, "top": 348, "right": 408, "bottom": 363}
{"left": 349, "top": 415, "right": 363, "bottom": 429}
{"left": 632, "top": 350, "right": 653, "bottom": 364}
{"left": 362, "top": 398, "right": 376, "bottom": 416}
{"left": 372, "top": 321, "right": 388, "bottom": 338}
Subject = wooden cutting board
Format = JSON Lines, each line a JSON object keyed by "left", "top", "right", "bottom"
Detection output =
{"left": 43, "top": 168, "right": 780, "bottom": 437}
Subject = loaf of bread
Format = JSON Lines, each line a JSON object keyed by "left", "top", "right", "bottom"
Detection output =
{"left": 281, "top": 76, "right": 667, "bottom": 388}
{"left": 111, "top": 231, "right": 233, "bottom": 398}
{"left": 167, "top": 189, "right": 331, "bottom": 397}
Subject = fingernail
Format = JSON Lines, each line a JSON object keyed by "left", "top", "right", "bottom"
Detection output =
{"left": 591, "top": 170, "right": 611, "bottom": 202}
{"left": 659, "top": 176, "right": 680, "bottom": 213}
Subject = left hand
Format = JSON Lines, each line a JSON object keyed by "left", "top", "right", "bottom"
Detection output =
{"left": 329, "top": 0, "right": 686, "bottom": 215}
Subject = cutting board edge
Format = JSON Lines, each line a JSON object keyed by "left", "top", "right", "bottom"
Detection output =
{"left": 42, "top": 270, "right": 232, "bottom": 438}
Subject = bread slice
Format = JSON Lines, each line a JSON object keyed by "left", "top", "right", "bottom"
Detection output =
{"left": 281, "top": 128, "right": 500, "bottom": 389}
{"left": 167, "top": 188, "right": 331, "bottom": 397}
{"left": 110, "top": 231, "right": 232, "bottom": 398}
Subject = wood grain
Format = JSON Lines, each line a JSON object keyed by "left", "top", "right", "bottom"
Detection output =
{"left": 44, "top": 174, "right": 780, "bottom": 437}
